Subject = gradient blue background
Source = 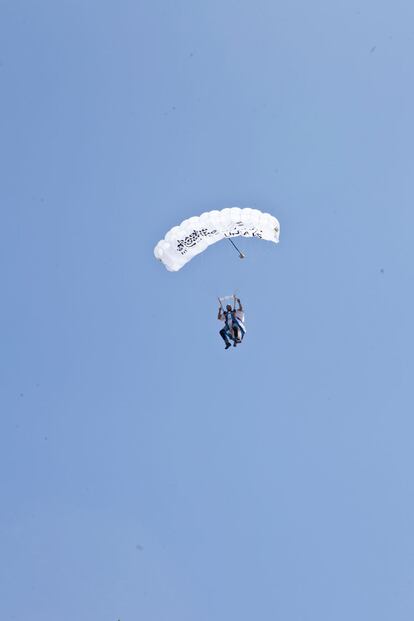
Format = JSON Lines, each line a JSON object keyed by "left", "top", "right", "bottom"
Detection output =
{"left": 1, "top": 1, "right": 414, "bottom": 619}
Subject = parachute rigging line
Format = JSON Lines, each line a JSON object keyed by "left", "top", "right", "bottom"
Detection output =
{"left": 227, "top": 237, "right": 245, "bottom": 259}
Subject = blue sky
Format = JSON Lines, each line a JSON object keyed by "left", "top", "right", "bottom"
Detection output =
{"left": 1, "top": 1, "right": 414, "bottom": 619}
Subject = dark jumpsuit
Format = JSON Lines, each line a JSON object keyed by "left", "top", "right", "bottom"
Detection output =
{"left": 219, "top": 310, "right": 234, "bottom": 345}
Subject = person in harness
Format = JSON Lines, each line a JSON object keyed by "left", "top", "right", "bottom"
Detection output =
{"left": 218, "top": 297, "right": 246, "bottom": 349}
{"left": 231, "top": 298, "right": 246, "bottom": 344}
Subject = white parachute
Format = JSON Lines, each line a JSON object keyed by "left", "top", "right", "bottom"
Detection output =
{"left": 154, "top": 207, "right": 280, "bottom": 271}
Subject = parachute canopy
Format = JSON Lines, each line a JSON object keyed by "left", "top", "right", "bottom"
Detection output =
{"left": 154, "top": 207, "right": 280, "bottom": 271}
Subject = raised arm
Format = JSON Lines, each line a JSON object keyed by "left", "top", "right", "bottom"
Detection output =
{"left": 237, "top": 298, "right": 243, "bottom": 311}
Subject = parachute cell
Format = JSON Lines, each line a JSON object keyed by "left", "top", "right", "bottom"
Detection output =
{"left": 154, "top": 207, "right": 280, "bottom": 271}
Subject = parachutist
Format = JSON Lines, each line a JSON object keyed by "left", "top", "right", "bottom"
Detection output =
{"left": 232, "top": 298, "right": 245, "bottom": 343}
{"left": 218, "top": 303, "right": 234, "bottom": 349}
{"left": 218, "top": 297, "right": 246, "bottom": 349}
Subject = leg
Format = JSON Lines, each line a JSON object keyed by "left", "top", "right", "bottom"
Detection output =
{"left": 220, "top": 328, "right": 231, "bottom": 349}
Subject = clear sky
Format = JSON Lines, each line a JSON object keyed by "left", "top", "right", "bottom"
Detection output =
{"left": 1, "top": 1, "right": 414, "bottom": 620}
